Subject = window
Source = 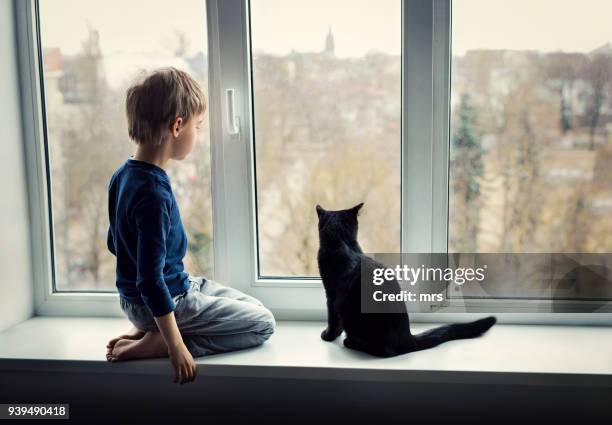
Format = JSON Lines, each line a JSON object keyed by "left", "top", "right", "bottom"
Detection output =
{"left": 249, "top": 0, "right": 402, "bottom": 278}
{"left": 37, "top": 0, "right": 213, "bottom": 292}
{"left": 20, "top": 0, "right": 612, "bottom": 319}
{"left": 449, "top": 0, "right": 612, "bottom": 300}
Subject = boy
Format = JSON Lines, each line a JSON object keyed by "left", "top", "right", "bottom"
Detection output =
{"left": 105, "top": 68, "right": 275, "bottom": 385}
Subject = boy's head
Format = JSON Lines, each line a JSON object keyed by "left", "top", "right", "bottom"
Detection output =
{"left": 126, "top": 67, "right": 206, "bottom": 159}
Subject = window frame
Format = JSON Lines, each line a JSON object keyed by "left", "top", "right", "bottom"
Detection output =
{"left": 211, "top": 0, "right": 445, "bottom": 318}
{"left": 15, "top": 0, "right": 125, "bottom": 316}
{"left": 16, "top": 0, "right": 612, "bottom": 324}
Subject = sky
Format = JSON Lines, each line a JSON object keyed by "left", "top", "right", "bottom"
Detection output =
{"left": 39, "top": 0, "right": 612, "bottom": 58}
{"left": 452, "top": 0, "right": 612, "bottom": 55}
{"left": 39, "top": 0, "right": 208, "bottom": 56}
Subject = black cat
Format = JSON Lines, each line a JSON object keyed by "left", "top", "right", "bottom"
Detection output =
{"left": 316, "top": 202, "right": 496, "bottom": 358}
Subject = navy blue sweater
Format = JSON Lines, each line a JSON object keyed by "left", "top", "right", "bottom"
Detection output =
{"left": 107, "top": 157, "right": 190, "bottom": 317}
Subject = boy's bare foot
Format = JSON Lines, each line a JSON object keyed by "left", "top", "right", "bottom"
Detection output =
{"left": 106, "top": 326, "right": 146, "bottom": 356}
{"left": 107, "top": 331, "right": 168, "bottom": 362}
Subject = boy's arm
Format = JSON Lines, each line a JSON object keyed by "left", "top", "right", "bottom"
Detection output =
{"left": 134, "top": 191, "right": 196, "bottom": 383}
{"left": 153, "top": 311, "right": 185, "bottom": 351}
{"left": 107, "top": 228, "right": 116, "bottom": 256}
{"left": 133, "top": 191, "right": 176, "bottom": 318}
{"left": 153, "top": 311, "right": 197, "bottom": 384}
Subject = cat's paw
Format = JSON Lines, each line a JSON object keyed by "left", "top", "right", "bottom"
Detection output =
{"left": 321, "top": 328, "right": 340, "bottom": 342}
{"left": 343, "top": 338, "right": 356, "bottom": 349}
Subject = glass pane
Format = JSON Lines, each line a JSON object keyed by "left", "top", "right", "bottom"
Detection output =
{"left": 38, "top": 0, "right": 213, "bottom": 291}
{"left": 250, "top": 0, "right": 402, "bottom": 277}
{"left": 449, "top": 0, "right": 612, "bottom": 298}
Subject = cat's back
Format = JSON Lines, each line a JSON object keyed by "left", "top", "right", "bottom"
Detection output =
{"left": 317, "top": 244, "right": 361, "bottom": 281}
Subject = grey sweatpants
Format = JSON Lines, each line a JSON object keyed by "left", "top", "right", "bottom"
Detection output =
{"left": 120, "top": 276, "right": 276, "bottom": 357}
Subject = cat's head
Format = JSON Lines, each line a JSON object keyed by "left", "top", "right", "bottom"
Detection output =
{"left": 315, "top": 202, "right": 364, "bottom": 246}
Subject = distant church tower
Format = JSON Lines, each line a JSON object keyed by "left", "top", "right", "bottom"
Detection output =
{"left": 324, "top": 26, "right": 335, "bottom": 56}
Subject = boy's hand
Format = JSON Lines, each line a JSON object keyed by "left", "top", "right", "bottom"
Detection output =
{"left": 168, "top": 342, "right": 197, "bottom": 384}
{"left": 152, "top": 310, "right": 197, "bottom": 384}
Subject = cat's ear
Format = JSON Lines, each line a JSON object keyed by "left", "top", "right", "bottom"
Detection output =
{"left": 316, "top": 204, "right": 325, "bottom": 217}
{"left": 351, "top": 202, "right": 364, "bottom": 216}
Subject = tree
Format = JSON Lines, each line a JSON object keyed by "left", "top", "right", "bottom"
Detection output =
{"left": 544, "top": 52, "right": 585, "bottom": 134}
{"left": 583, "top": 53, "right": 612, "bottom": 150}
{"left": 449, "top": 93, "right": 483, "bottom": 252}
{"left": 496, "top": 77, "right": 552, "bottom": 253}
{"left": 252, "top": 52, "right": 402, "bottom": 276}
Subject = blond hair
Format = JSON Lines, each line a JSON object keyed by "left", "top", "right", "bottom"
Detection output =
{"left": 125, "top": 67, "right": 206, "bottom": 145}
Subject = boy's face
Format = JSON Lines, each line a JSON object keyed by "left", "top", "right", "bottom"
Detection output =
{"left": 171, "top": 112, "right": 205, "bottom": 160}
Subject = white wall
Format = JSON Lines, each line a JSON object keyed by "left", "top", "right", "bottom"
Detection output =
{"left": 0, "top": 0, "right": 34, "bottom": 331}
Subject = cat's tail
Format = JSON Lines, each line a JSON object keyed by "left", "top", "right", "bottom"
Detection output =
{"left": 411, "top": 316, "right": 497, "bottom": 352}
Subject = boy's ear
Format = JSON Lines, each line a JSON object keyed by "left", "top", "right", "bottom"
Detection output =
{"left": 170, "top": 117, "right": 183, "bottom": 137}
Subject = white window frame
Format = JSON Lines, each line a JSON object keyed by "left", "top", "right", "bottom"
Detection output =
{"left": 16, "top": 0, "right": 612, "bottom": 324}
{"left": 209, "top": 0, "right": 446, "bottom": 319}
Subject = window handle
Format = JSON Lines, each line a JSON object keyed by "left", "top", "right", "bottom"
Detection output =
{"left": 226, "top": 88, "right": 240, "bottom": 136}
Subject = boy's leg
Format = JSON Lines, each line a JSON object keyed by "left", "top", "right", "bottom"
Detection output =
{"left": 108, "top": 330, "right": 168, "bottom": 362}
{"left": 106, "top": 325, "right": 146, "bottom": 356}
{"left": 192, "top": 276, "right": 265, "bottom": 306}
{"left": 174, "top": 278, "right": 276, "bottom": 357}
{"left": 181, "top": 331, "right": 272, "bottom": 357}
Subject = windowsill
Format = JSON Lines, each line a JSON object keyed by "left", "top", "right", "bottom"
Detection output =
{"left": 0, "top": 317, "right": 611, "bottom": 386}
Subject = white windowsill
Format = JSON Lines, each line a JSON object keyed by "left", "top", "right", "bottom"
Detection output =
{"left": 0, "top": 317, "right": 611, "bottom": 387}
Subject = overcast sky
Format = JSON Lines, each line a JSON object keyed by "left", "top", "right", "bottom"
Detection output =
{"left": 40, "top": 0, "right": 612, "bottom": 58}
